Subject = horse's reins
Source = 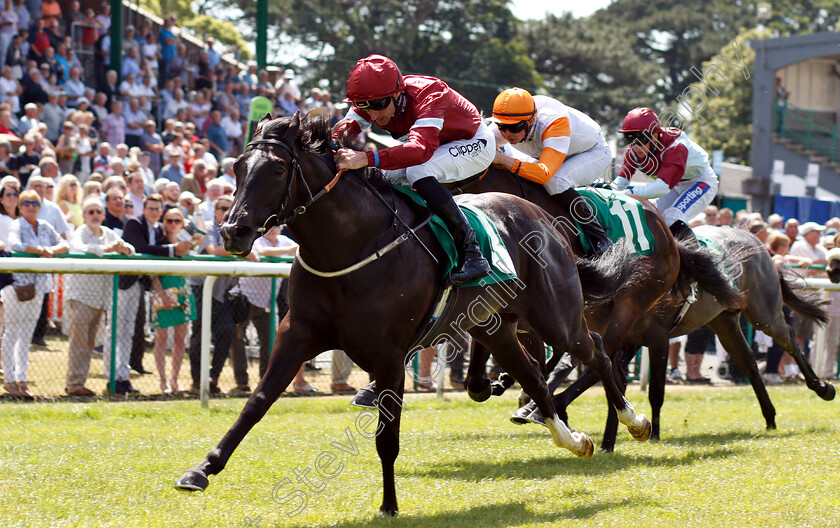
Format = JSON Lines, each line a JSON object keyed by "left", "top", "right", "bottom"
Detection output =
{"left": 245, "top": 136, "right": 437, "bottom": 277}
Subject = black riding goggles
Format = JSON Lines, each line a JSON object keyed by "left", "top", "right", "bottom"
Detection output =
{"left": 352, "top": 97, "right": 392, "bottom": 111}
{"left": 623, "top": 132, "right": 649, "bottom": 146}
{"left": 497, "top": 120, "right": 529, "bottom": 134}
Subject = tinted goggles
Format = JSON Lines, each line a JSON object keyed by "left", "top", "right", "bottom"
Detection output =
{"left": 352, "top": 97, "right": 392, "bottom": 111}
{"left": 497, "top": 120, "right": 529, "bottom": 134}
{"left": 623, "top": 132, "right": 649, "bottom": 145}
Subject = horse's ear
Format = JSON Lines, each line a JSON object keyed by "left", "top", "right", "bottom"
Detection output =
{"left": 285, "top": 111, "right": 301, "bottom": 150}
{"left": 253, "top": 113, "right": 273, "bottom": 138}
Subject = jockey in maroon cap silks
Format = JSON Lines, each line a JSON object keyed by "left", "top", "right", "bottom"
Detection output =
{"left": 331, "top": 54, "right": 493, "bottom": 284}
{"left": 614, "top": 107, "right": 718, "bottom": 244}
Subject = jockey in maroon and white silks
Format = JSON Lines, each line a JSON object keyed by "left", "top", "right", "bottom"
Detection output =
{"left": 331, "top": 54, "right": 492, "bottom": 284}
{"left": 614, "top": 107, "right": 718, "bottom": 241}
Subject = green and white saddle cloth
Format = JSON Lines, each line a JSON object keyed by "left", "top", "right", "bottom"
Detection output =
{"left": 574, "top": 188, "right": 656, "bottom": 256}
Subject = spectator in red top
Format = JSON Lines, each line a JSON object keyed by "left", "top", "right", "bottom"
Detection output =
{"left": 332, "top": 54, "right": 493, "bottom": 284}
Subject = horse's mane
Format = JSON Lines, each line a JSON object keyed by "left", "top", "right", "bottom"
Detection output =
{"left": 258, "top": 113, "right": 392, "bottom": 191}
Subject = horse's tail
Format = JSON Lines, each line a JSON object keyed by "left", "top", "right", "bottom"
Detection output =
{"left": 778, "top": 268, "right": 829, "bottom": 325}
{"left": 576, "top": 238, "right": 652, "bottom": 307}
{"left": 674, "top": 238, "right": 743, "bottom": 309}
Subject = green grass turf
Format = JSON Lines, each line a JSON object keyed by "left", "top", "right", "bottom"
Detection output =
{"left": 1, "top": 385, "right": 838, "bottom": 527}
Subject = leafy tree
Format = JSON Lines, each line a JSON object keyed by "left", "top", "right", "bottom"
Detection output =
{"left": 591, "top": 0, "right": 756, "bottom": 101}
{"left": 228, "top": 0, "right": 539, "bottom": 112}
{"left": 686, "top": 28, "right": 770, "bottom": 164}
{"left": 519, "top": 13, "right": 658, "bottom": 130}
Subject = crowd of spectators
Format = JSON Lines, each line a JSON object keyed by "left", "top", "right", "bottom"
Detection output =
{"left": 0, "top": 1, "right": 347, "bottom": 399}
{"left": 666, "top": 206, "right": 840, "bottom": 387}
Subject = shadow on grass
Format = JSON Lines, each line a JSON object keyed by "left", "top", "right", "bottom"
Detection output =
{"left": 403, "top": 444, "right": 741, "bottom": 481}
{"left": 287, "top": 499, "right": 654, "bottom": 528}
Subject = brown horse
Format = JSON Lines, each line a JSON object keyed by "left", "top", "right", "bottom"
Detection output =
{"left": 449, "top": 168, "right": 742, "bottom": 411}
{"left": 174, "top": 113, "right": 653, "bottom": 515}
{"left": 517, "top": 226, "right": 835, "bottom": 452}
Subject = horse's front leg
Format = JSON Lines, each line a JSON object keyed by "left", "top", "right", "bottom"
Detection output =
{"left": 373, "top": 354, "right": 407, "bottom": 516}
{"left": 465, "top": 341, "right": 493, "bottom": 402}
{"left": 176, "top": 319, "right": 322, "bottom": 492}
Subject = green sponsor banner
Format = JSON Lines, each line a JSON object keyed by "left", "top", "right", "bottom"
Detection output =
{"left": 246, "top": 96, "right": 275, "bottom": 143}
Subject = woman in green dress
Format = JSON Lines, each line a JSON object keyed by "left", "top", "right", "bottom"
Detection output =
{"left": 151, "top": 208, "right": 199, "bottom": 393}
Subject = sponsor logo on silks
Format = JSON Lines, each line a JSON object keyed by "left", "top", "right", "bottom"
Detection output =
{"left": 676, "top": 181, "right": 709, "bottom": 211}
{"left": 449, "top": 138, "right": 487, "bottom": 158}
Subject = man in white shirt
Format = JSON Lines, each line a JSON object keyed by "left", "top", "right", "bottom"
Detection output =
{"left": 789, "top": 221, "right": 828, "bottom": 374}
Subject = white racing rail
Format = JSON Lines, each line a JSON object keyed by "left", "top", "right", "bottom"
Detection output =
{"left": 0, "top": 257, "right": 292, "bottom": 406}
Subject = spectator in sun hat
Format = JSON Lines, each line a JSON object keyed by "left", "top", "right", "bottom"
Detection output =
{"left": 274, "top": 67, "right": 300, "bottom": 100}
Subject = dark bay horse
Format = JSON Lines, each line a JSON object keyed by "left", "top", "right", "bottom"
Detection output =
{"left": 174, "top": 113, "right": 653, "bottom": 515}
{"left": 448, "top": 168, "right": 742, "bottom": 409}
{"left": 521, "top": 226, "right": 835, "bottom": 451}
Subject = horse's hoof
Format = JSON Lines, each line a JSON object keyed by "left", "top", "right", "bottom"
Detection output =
{"left": 598, "top": 444, "right": 615, "bottom": 453}
{"left": 379, "top": 506, "right": 399, "bottom": 517}
{"left": 819, "top": 382, "right": 836, "bottom": 401}
{"left": 766, "top": 421, "right": 777, "bottom": 430}
{"left": 466, "top": 384, "right": 492, "bottom": 403}
{"left": 574, "top": 433, "right": 594, "bottom": 458}
{"left": 348, "top": 386, "right": 378, "bottom": 409}
{"left": 175, "top": 469, "right": 209, "bottom": 492}
{"left": 510, "top": 407, "right": 529, "bottom": 425}
{"left": 629, "top": 415, "right": 652, "bottom": 442}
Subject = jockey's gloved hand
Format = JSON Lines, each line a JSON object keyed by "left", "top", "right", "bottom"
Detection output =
{"left": 589, "top": 181, "right": 612, "bottom": 189}
{"left": 611, "top": 176, "right": 630, "bottom": 191}
{"left": 330, "top": 118, "right": 362, "bottom": 148}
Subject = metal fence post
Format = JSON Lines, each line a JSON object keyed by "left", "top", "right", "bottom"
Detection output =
{"left": 110, "top": 275, "right": 118, "bottom": 394}
{"left": 200, "top": 276, "right": 217, "bottom": 408}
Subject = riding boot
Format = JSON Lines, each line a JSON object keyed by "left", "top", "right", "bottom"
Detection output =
{"left": 669, "top": 220, "right": 699, "bottom": 246}
{"left": 554, "top": 188, "right": 613, "bottom": 256}
{"left": 437, "top": 200, "right": 492, "bottom": 284}
{"left": 413, "top": 177, "right": 491, "bottom": 284}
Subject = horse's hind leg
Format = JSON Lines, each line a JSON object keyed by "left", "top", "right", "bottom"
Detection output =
{"left": 471, "top": 322, "right": 594, "bottom": 458}
{"left": 706, "top": 311, "right": 776, "bottom": 429}
{"left": 561, "top": 325, "right": 651, "bottom": 442}
{"left": 750, "top": 312, "right": 836, "bottom": 401}
{"left": 176, "top": 321, "right": 321, "bottom": 492}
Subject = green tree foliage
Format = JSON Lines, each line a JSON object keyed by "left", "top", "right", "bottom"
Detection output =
{"left": 230, "top": 0, "right": 539, "bottom": 112}
{"left": 591, "top": 0, "right": 756, "bottom": 102}
{"left": 761, "top": 0, "right": 840, "bottom": 34}
{"left": 686, "top": 28, "right": 770, "bottom": 164}
{"left": 519, "top": 13, "right": 658, "bottom": 131}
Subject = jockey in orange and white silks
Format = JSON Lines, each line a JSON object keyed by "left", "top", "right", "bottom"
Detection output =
{"left": 614, "top": 107, "right": 718, "bottom": 242}
{"left": 331, "top": 54, "right": 492, "bottom": 284}
{"left": 489, "top": 88, "right": 613, "bottom": 256}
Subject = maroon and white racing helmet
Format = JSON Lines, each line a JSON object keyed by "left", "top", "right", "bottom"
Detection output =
{"left": 619, "top": 107, "right": 661, "bottom": 135}
{"left": 343, "top": 54, "right": 406, "bottom": 103}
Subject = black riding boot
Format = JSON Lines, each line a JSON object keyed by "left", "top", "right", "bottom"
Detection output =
{"left": 414, "top": 177, "right": 491, "bottom": 285}
{"left": 554, "top": 188, "right": 613, "bottom": 256}
{"left": 669, "top": 220, "right": 699, "bottom": 246}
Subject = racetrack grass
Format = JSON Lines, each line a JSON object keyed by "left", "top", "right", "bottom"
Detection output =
{"left": 1, "top": 385, "right": 838, "bottom": 527}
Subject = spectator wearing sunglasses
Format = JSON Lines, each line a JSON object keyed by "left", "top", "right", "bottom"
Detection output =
{"left": 65, "top": 197, "right": 134, "bottom": 396}
{"left": 2, "top": 189, "right": 67, "bottom": 399}
{"left": 490, "top": 88, "right": 613, "bottom": 256}
{"left": 614, "top": 107, "right": 718, "bottom": 245}
{"left": 331, "top": 54, "right": 492, "bottom": 284}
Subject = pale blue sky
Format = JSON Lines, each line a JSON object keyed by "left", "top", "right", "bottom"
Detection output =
{"left": 509, "top": 0, "right": 613, "bottom": 20}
